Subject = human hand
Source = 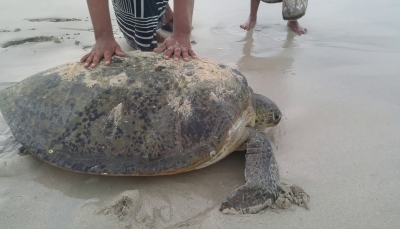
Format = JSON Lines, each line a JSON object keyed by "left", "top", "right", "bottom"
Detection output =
{"left": 154, "top": 33, "right": 196, "bottom": 61}
{"left": 80, "top": 35, "right": 124, "bottom": 68}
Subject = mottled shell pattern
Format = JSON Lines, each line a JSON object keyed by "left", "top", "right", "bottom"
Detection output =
{"left": 0, "top": 51, "right": 256, "bottom": 175}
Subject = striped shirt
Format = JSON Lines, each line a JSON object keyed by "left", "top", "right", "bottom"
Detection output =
{"left": 112, "top": 0, "right": 169, "bottom": 51}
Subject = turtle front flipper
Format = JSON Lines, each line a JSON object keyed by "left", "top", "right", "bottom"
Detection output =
{"left": 220, "top": 128, "right": 279, "bottom": 214}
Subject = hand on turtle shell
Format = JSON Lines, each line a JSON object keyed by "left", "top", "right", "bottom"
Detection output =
{"left": 80, "top": 35, "right": 124, "bottom": 68}
{"left": 154, "top": 33, "right": 196, "bottom": 61}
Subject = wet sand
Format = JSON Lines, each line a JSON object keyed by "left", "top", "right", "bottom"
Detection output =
{"left": 1, "top": 0, "right": 400, "bottom": 228}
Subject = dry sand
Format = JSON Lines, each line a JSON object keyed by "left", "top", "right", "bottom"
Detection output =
{"left": 1, "top": 0, "right": 400, "bottom": 228}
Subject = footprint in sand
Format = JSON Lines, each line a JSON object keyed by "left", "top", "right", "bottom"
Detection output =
{"left": 26, "top": 18, "right": 82, "bottom": 22}
{"left": 1, "top": 36, "right": 61, "bottom": 48}
{"left": 96, "top": 190, "right": 172, "bottom": 229}
{"left": 1, "top": 29, "right": 21, "bottom": 33}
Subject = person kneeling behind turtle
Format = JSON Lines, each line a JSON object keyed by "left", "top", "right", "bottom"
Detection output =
{"left": 80, "top": 0, "right": 196, "bottom": 69}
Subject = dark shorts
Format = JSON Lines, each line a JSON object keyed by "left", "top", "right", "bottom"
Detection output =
{"left": 112, "top": 0, "right": 169, "bottom": 51}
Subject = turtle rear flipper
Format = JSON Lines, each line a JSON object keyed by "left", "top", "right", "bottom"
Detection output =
{"left": 220, "top": 128, "right": 279, "bottom": 214}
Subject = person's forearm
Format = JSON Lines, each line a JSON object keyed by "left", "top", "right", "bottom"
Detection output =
{"left": 173, "top": 0, "right": 194, "bottom": 35}
{"left": 86, "top": 0, "right": 114, "bottom": 39}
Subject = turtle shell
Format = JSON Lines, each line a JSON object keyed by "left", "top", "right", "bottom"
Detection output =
{"left": 0, "top": 51, "right": 255, "bottom": 175}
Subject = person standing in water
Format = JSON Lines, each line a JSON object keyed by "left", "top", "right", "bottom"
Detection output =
{"left": 240, "top": 0, "right": 308, "bottom": 35}
{"left": 80, "top": 0, "right": 195, "bottom": 68}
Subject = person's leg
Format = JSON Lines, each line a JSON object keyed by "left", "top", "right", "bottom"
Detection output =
{"left": 163, "top": 4, "right": 174, "bottom": 24}
{"left": 157, "top": 2, "right": 173, "bottom": 43}
{"left": 240, "top": 0, "right": 261, "bottom": 31}
{"left": 161, "top": 3, "right": 174, "bottom": 32}
{"left": 287, "top": 21, "right": 307, "bottom": 35}
{"left": 282, "top": 0, "right": 308, "bottom": 35}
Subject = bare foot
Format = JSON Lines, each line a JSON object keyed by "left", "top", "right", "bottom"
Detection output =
{"left": 156, "top": 31, "right": 168, "bottom": 43}
{"left": 287, "top": 20, "right": 307, "bottom": 35}
{"left": 240, "top": 15, "right": 257, "bottom": 31}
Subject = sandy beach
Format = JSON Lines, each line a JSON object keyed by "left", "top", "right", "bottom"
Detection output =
{"left": 1, "top": 0, "right": 400, "bottom": 228}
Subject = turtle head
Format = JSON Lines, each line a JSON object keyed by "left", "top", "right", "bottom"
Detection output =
{"left": 254, "top": 93, "right": 282, "bottom": 129}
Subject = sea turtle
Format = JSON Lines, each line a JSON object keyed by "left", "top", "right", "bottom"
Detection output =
{"left": 0, "top": 51, "right": 300, "bottom": 214}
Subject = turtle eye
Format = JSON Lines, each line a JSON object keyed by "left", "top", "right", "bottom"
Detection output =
{"left": 274, "top": 113, "right": 281, "bottom": 120}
